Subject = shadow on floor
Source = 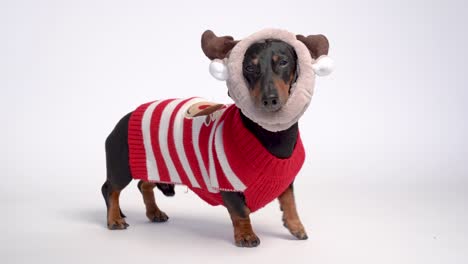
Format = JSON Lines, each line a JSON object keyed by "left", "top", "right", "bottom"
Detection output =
{"left": 60, "top": 206, "right": 297, "bottom": 245}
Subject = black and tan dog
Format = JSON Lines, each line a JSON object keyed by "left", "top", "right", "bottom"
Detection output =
{"left": 103, "top": 30, "right": 329, "bottom": 247}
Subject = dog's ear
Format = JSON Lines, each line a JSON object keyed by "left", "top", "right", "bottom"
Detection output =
{"left": 296, "top": 34, "right": 329, "bottom": 59}
{"left": 201, "top": 30, "right": 239, "bottom": 60}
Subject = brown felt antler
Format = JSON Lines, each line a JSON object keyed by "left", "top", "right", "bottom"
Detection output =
{"left": 296, "top": 34, "right": 329, "bottom": 59}
{"left": 201, "top": 30, "right": 238, "bottom": 60}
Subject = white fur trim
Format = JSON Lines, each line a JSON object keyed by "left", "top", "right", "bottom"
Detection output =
{"left": 226, "top": 28, "right": 316, "bottom": 132}
{"left": 209, "top": 59, "right": 229, "bottom": 81}
{"left": 313, "top": 55, "right": 334, "bottom": 76}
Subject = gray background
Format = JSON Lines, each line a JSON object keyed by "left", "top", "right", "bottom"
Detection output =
{"left": 1, "top": 0, "right": 467, "bottom": 263}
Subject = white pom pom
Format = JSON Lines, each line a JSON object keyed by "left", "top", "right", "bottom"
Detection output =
{"left": 209, "top": 59, "right": 229, "bottom": 81}
{"left": 312, "top": 55, "right": 334, "bottom": 76}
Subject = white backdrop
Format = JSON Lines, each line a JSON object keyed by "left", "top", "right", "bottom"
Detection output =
{"left": 1, "top": 0, "right": 467, "bottom": 263}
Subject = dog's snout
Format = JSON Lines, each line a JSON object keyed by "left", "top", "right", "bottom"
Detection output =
{"left": 261, "top": 93, "right": 281, "bottom": 112}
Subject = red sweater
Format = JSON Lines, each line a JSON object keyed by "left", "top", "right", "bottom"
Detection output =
{"left": 128, "top": 98, "right": 305, "bottom": 212}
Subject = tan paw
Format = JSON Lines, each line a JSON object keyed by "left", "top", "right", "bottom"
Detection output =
{"left": 283, "top": 219, "right": 308, "bottom": 240}
{"left": 147, "top": 210, "right": 169, "bottom": 223}
{"left": 235, "top": 231, "right": 261, "bottom": 247}
{"left": 107, "top": 217, "right": 129, "bottom": 230}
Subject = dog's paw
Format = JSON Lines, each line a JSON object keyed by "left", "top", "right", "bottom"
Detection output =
{"left": 147, "top": 210, "right": 169, "bottom": 223}
{"left": 291, "top": 229, "right": 308, "bottom": 240}
{"left": 283, "top": 219, "right": 308, "bottom": 240}
{"left": 107, "top": 217, "right": 129, "bottom": 230}
{"left": 235, "top": 232, "right": 261, "bottom": 248}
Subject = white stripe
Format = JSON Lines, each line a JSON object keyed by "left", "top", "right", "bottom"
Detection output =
{"left": 208, "top": 117, "right": 222, "bottom": 189}
{"left": 192, "top": 116, "right": 218, "bottom": 193}
{"left": 172, "top": 98, "right": 206, "bottom": 188}
{"left": 158, "top": 99, "right": 184, "bottom": 183}
{"left": 142, "top": 100, "right": 163, "bottom": 181}
{"left": 214, "top": 122, "right": 247, "bottom": 191}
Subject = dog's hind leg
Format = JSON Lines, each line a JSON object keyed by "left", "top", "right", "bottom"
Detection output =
{"left": 278, "top": 183, "right": 308, "bottom": 240}
{"left": 103, "top": 112, "right": 133, "bottom": 230}
{"left": 102, "top": 179, "right": 130, "bottom": 230}
{"left": 106, "top": 187, "right": 129, "bottom": 230}
{"left": 101, "top": 181, "right": 125, "bottom": 218}
{"left": 137, "top": 181, "right": 169, "bottom": 222}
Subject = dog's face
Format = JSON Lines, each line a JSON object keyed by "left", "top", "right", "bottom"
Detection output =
{"left": 201, "top": 30, "right": 329, "bottom": 111}
{"left": 242, "top": 40, "right": 297, "bottom": 112}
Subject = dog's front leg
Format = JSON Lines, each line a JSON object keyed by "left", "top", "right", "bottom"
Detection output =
{"left": 278, "top": 183, "right": 308, "bottom": 240}
{"left": 221, "top": 192, "right": 260, "bottom": 247}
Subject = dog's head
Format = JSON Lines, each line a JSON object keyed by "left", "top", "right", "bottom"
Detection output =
{"left": 242, "top": 39, "right": 297, "bottom": 112}
{"left": 201, "top": 30, "right": 330, "bottom": 113}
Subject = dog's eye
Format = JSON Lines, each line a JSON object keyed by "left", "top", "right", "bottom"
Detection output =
{"left": 244, "top": 65, "right": 255, "bottom": 73}
{"left": 279, "top": 60, "right": 288, "bottom": 66}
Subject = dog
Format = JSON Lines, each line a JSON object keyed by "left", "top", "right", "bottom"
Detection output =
{"left": 102, "top": 29, "right": 331, "bottom": 247}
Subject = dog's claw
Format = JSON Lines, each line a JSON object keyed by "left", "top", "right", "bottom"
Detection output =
{"left": 235, "top": 233, "right": 260, "bottom": 248}
{"left": 292, "top": 230, "right": 308, "bottom": 240}
{"left": 151, "top": 215, "right": 169, "bottom": 222}
{"left": 148, "top": 210, "right": 169, "bottom": 223}
{"left": 283, "top": 219, "right": 308, "bottom": 240}
{"left": 107, "top": 218, "right": 129, "bottom": 230}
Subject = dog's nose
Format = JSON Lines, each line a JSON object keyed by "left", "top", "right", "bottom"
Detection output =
{"left": 262, "top": 94, "right": 281, "bottom": 112}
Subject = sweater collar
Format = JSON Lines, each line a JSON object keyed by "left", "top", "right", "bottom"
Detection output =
{"left": 221, "top": 105, "right": 305, "bottom": 172}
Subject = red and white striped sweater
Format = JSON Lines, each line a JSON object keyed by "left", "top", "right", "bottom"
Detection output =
{"left": 128, "top": 98, "right": 305, "bottom": 212}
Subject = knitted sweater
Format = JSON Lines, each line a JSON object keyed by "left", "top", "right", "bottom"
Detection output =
{"left": 128, "top": 98, "right": 305, "bottom": 212}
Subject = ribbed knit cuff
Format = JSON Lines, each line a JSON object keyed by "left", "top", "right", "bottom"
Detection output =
{"left": 127, "top": 101, "right": 154, "bottom": 180}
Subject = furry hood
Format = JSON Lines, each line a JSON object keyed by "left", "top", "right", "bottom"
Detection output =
{"left": 203, "top": 28, "right": 334, "bottom": 132}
